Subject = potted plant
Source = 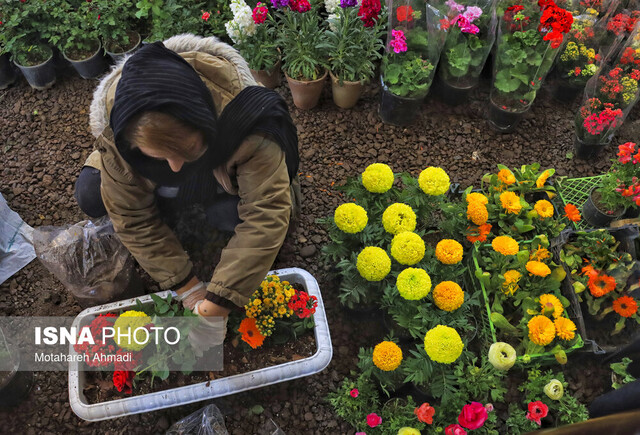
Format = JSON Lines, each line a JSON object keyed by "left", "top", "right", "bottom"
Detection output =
{"left": 47, "top": 1, "right": 108, "bottom": 79}
{"left": 379, "top": 1, "right": 446, "bottom": 126}
{"left": 95, "top": 0, "right": 141, "bottom": 62}
{"left": 0, "top": 327, "right": 33, "bottom": 408}
{"left": 574, "top": 27, "right": 640, "bottom": 159}
{"left": 324, "top": 0, "right": 386, "bottom": 108}
{"left": 225, "top": 0, "right": 281, "bottom": 89}
{"left": 489, "top": 0, "right": 573, "bottom": 132}
{"left": 601, "top": 7, "right": 639, "bottom": 57}
{"left": 436, "top": 0, "right": 498, "bottom": 106}
{"left": 275, "top": 0, "right": 329, "bottom": 109}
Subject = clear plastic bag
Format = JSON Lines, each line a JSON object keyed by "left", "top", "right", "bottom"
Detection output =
{"left": 32, "top": 216, "right": 140, "bottom": 308}
{"left": 166, "top": 404, "right": 229, "bottom": 435}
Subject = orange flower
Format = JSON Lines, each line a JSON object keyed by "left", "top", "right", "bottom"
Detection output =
{"left": 528, "top": 315, "right": 556, "bottom": 346}
{"left": 530, "top": 248, "right": 551, "bottom": 261}
{"left": 554, "top": 317, "right": 576, "bottom": 341}
{"left": 581, "top": 263, "right": 598, "bottom": 279}
{"left": 238, "top": 317, "right": 265, "bottom": 349}
{"left": 415, "top": 402, "right": 435, "bottom": 424}
{"left": 526, "top": 261, "right": 551, "bottom": 277}
{"left": 498, "top": 169, "right": 516, "bottom": 185}
{"left": 467, "top": 201, "right": 489, "bottom": 225}
{"left": 613, "top": 295, "right": 638, "bottom": 317}
{"left": 564, "top": 204, "right": 581, "bottom": 222}
{"left": 499, "top": 191, "right": 522, "bottom": 214}
{"left": 466, "top": 223, "right": 492, "bottom": 243}
{"left": 588, "top": 273, "right": 616, "bottom": 297}
{"left": 536, "top": 170, "right": 551, "bottom": 188}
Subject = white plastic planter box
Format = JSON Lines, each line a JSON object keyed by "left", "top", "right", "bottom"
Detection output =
{"left": 68, "top": 267, "right": 332, "bottom": 421}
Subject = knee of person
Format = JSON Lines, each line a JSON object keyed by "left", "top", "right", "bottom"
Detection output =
{"left": 75, "top": 168, "right": 107, "bottom": 218}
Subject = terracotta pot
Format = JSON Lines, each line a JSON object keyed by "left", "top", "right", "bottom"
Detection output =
{"left": 285, "top": 70, "right": 327, "bottom": 110}
{"left": 330, "top": 71, "right": 363, "bottom": 109}
{"left": 251, "top": 60, "right": 282, "bottom": 89}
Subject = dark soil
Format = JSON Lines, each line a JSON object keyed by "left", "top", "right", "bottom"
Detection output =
{"left": 583, "top": 309, "right": 640, "bottom": 353}
{"left": 64, "top": 40, "right": 101, "bottom": 62}
{"left": 105, "top": 31, "right": 141, "bottom": 55}
{"left": 0, "top": 59, "right": 638, "bottom": 433}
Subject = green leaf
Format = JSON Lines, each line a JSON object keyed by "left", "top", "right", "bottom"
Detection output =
{"left": 250, "top": 405, "right": 264, "bottom": 415}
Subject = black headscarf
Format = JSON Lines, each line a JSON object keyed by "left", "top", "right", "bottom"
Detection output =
{"left": 109, "top": 41, "right": 299, "bottom": 193}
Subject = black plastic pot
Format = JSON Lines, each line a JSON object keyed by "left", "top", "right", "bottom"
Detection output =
{"left": 63, "top": 41, "right": 108, "bottom": 79}
{"left": 574, "top": 134, "right": 609, "bottom": 160}
{"left": 487, "top": 100, "right": 529, "bottom": 133}
{"left": 0, "top": 356, "right": 33, "bottom": 408}
{"left": 552, "top": 80, "right": 583, "bottom": 103}
{"left": 0, "top": 54, "right": 17, "bottom": 89}
{"left": 583, "top": 187, "right": 625, "bottom": 228}
{"left": 408, "top": 382, "right": 435, "bottom": 404}
{"left": 438, "top": 75, "right": 475, "bottom": 106}
{"left": 105, "top": 31, "right": 142, "bottom": 63}
{"left": 14, "top": 53, "right": 56, "bottom": 90}
{"left": 379, "top": 77, "right": 424, "bottom": 126}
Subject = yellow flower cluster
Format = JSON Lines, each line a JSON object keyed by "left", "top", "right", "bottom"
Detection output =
{"left": 334, "top": 203, "right": 368, "bottom": 234}
{"left": 362, "top": 163, "right": 394, "bottom": 193}
{"left": 499, "top": 191, "right": 522, "bottom": 214}
{"left": 418, "top": 167, "right": 450, "bottom": 196}
{"left": 244, "top": 275, "right": 296, "bottom": 336}
{"left": 435, "top": 239, "right": 463, "bottom": 265}
{"left": 467, "top": 201, "right": 488, "bottom": 225}
{"left": 357, "top": 247, "right": 391, "bottom": 281}
{"left": 432, "top": 281, "right": 465, "bottom": 312}
{"left": 529, "top": 247, "right": 551, "bottom": 261}
{"left": 492, "top": 236, "right": 519, "bottom": 256}
{"left": 526, "top": 261, "right": 551, "bottom": 277}
{"left": 502, "top": 270, "right": 522, "bottom": 295}
{"left": 561, "top": 41, "right": 580, "bottom": 61}
{"left": 382, "top": 203, "right": 417, "bottom": 235}
{"left": 621, "top": 77, "right": 638, "bottom": 104}
{"left": 372, "top": 341, "right": 403, "bottom": 371}
{"left": 397, "top": 268, "right": 432, "bottom": 300}
{"left": 540, "top": 294, "right": 564, "bottom": 319}
{"left": 498, "top": 169, "right": 516, "bottom": 185}
{"left": 391, "top": 232, "right": 425, "bottom": 265}
{"left": 534, "top": 200, "right": 554, "bottom": 219}
{"left": 113, "top": 310, "right": 152, "bottom": 351}
{"left": 424, "top": 325, "right": 464, "bottom": 364}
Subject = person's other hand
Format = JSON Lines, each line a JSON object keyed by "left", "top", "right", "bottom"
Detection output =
{"left": 174, "top": 278, "right": 207, "bottom": 310}
{"left": 188, "top": 300, "right": 228, "bottom": 355}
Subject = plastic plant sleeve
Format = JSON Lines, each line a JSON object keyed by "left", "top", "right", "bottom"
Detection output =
{"left": 380, "top": 0, "right": 447, "bottom": 98}
{"left": 601, "top": 0, "right": 640, "bottom": 51}
{"left": 437, "top": 0, "right": 498, "bottom": 88}
{"left": 574, "top": 23, "right": 640, "bottom": 145}
{"left": 165, "top": 404, "right": 229, "bottom": 435}
{"left": 490, "top": 0, "right": 570, "bottom": 113}
{"left": 0, "top": 193, "right": 36, "bottom": 285}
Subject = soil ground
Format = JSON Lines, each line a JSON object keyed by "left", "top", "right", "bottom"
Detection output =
{"left": 1, "top": 60, "right": 638, "bottom": 433}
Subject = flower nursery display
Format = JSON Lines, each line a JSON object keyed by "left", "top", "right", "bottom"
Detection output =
{"left": 95, "top": 0, "right": 141, "bottom": 60}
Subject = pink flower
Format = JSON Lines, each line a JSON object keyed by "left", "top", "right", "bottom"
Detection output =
{"left": 350, "top": 388, "right": 359, "bottom": 398}
{"left": 366, "top": 413, "right": 382, "bottom": 428}
{"left": 458, "top": 402, "right": 488, "bottom": 430}
{"left": 463, "top": 6, "right": 483, "bottom": 22}
{"left": 446, "top": 0, "right": 465, "bottom": 12}
{"left": 356, "top": 433, "right": 367, "bottom": 435}
{"left": 445, "top": 424, "right": 468, "bottom": 435}
{"left": 389, "top": 29, "right": 408, "bottom": 53}
{"left": 485, "top": 403, "right": 494, "bottom": 413}
{"left": 202, "top": 11, "right": 211, "bottom": 21}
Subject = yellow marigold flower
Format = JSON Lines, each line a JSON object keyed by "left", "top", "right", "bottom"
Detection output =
{"left": 536, "top": 170, "right": 551, "bottom": 188}
{"left": 418, "top": 167, "right": 450, "bottom": 196}
{"left": 499, "top": 191, "right": 522, "bottom": 214}
{"left": 554, "top": 317, "right": 576, "bottom": 341}
{"left": 466, "top": 192, "right": 488, "bottom": 205}
{"left": 398, "top": 429, "right": 421, "bottom": 435}
{"left": 113, "top": 310, "right": 152, "bottom": 351}
{"left": 534, "top": 200, "right": 554, "bottom": 219}
{"left": 530, "top": 248, "right": 551, "bottom": 261}
{"left": 528, "top": 315, "right": 556, "bottom": 346}
{"left": 435, "top": 239, "right": 463, "bottom": 265}
{"left": 432, "top": 281, "right": 465, "bottom": 312}
{"left": 334, "top": 203, "right": 368, "bottom": 234}
{"left": 382, "top": 203, "right": 417, "bottom": 235}
{"left": 498, "top": 168, "right": 516, "bottom": 185}
{"left": 540, "top": 294, "right": 564, "bottom": 319}
{"left": 391, "top": 232, "right": 425, "bottom": 265}
{"left": 526, "top": 261, "right": 551, "bottom": 277}
{"left": 502, "top": 270, "right": 522, "bottom": 295}
{"left": 372, "top": 341, "right": 403, "bottom": 371}
{"left": 396, "top": 268, "right": 432, "bottom": 300}
{"left": 467, "top": 201, "right": 488, "bottom": 225}
{"left": 362, "top": 163, "right": 394, "bottom": 193}
{"left": 357, "top": 247, "right": 391, "bottom": 281}
{"left": 492, "top": 236, "right": 519, "bottom": 256}
{"left": 424, "top": 325, "right": 464, "bottom": 364}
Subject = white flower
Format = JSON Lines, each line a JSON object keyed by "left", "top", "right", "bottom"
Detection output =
{"left": 327, "top": 12, "right": 339, "bottom": 31}
{"left": 325, "top": 0, "right": 340, "bottom": 13}
{"left": 226, "top": 0, "right": 256, "bottom": 43}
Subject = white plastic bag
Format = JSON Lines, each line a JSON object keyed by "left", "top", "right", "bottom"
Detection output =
{"left": 166, "top": 404, "right": 229, "bottom": 435}
{"left": 0, "top": 193, "right": 36, "bottom": 285}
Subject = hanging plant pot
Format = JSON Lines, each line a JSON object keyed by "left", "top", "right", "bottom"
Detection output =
{"left": 63, "top": 40, "right": 108, "bottom": 79}
{"left": 285, "top": 69, "right": 327, "bottom": 110}
{"left": 104, "top": 31, "right": 142, "bottom": 63}
{"left": 329, "top": 71, "right": 363, "bottom": 109}
{"left": 488, "top": 99, "right": 529, "bottom": 133}
{"left": 251, "top": 59, "right": 282, "bottom": 89}
{"left": 0, "top": 54, "right": 17, "bottom": 90}
{"left": 14, "top": 49, "right": 56, "bottom": 90}
{"left": 379, "top": 77, "right": 424, "bottom": 126}
{"left": 583, "top": 187, "right": 625, "bottom": 228}
{"left": 574, "top": 134, "right": 609, "bottom": 160}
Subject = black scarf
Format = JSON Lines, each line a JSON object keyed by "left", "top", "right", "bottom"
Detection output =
{"left": 109, "top": 41, "right": 299, "bottom": 196}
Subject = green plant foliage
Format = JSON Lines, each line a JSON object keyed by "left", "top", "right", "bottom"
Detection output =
{"left": 357, "top": 345, "right": 405, "bottom": 397}
{"left": 327, "top": 374, "right": 381, "bottom": 431}
{"left": 611, "top": 357, "right": 636, "bottom": 389}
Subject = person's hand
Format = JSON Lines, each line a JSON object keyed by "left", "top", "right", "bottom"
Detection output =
{"left": 188, "top": 300, "right": 228, "bottom": 355}
{"left": 174, "top": 278, "right": 207, "bottom": 310}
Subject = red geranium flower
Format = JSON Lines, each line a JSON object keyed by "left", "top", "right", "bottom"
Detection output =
{"left": 396, "top": 5, "right": 414, "bottom": 22}
{"left": 358, "top": 0, "right": 381, "bottom": 27}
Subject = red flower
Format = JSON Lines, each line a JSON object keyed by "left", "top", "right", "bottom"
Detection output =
{"left": 458, "top": 402, "right": 488, "bottom": 430}
{"left": 358, "top": 0, "right": 381, "bottom": 27}
{"left": 252, "top": 2, "right": 268, "bottom": 24}
{"left": 290, "top": 0, "right": 310, "bottom": 12}
{"left": 618, "top": 142, "right": 637, "bottom": 164}
{"left": 366, "top": 412, "right": 382, "bottom": 427}
{"left": 396, "top": 5, "right": 414, "bottom": 22}
{"left": 288, "top": 290, "right": 318, "bottom": 319}
{"left": 446, "top": 424, "right": 468, "bottom": 435}
{"left": 350, "top": 388, "right": 359, "bottom": 398}
{"left": 114, "top": 350, "right": 143, "bottom": 372}
{"left": 113, "top": 370, "right": 135, "bottom": 394}
{"left": 526, "top": 401, "right": 549, "bottom": 425}
{"left": 202, "top": 11, "right": 211, "bottom": 21}
{"left": 415, "top": 403, "right": 436, "bottom": 424}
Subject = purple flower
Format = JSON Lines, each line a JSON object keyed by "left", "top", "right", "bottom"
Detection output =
{"left": 271, "top": 0, "right": 289, "bottom": 8}
{"left": 463, "top": 6, "right": 483, "bottom": 22}
{"left": 340, "top": 0, "right": 357, "bottom": 7}
{"left": 445, "top": 0, "right": 465, "bottom": 13}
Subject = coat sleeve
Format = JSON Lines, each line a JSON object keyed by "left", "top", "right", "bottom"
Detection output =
{"left": 206, "top": 136, "right": 292, "bottom": 308}
{"left": 97, "top": 133, "right": 195, "bottom": 289}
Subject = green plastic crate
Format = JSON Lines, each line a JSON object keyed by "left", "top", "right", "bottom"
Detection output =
{"left": 471, "top": 244, "right": 584, "bottom": 365}
{"left": 556, "top": 176, "right": 604, "bottom": 231}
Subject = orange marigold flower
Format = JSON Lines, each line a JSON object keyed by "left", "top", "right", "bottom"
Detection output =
{"left": 526, "top": 261, "right": 551, "bottom": 277}
{"left": 534, "top": 200, "right": 554, "bottom": 219}
{"left": 554, "top": 317, "right": 576, "bottom": 341}
{"left": 467, "top": 201, "right": 489, "bottom": 225}
{"left": 540, "top": 294, "right": 564, "bottom": 318}
{"left": 492, "top": 235, "right": 519, "bottom": 256}
{"left": 498, "top": 168, "right": 516, "bottom": 185}
{"left": 238, "top": 317, "right": 266, "bottom": 349}
{"left": 499, "top": 191, "right": 522, "bottom": 214}
{"left": 435, "top": 239, "right": 464, "bottom": 264}
{"left": 530, "top": 248, "right": 551, "bottom": 261}
{"left": 564, "top": 204, "right": 581, "bottom": 222}
{"left": 613, "top": 295, "right": 638, "bottom": 317}
{"left": 466, "top": 192, "right": 488, "bottom": 205}
{"left": 536, "top": 170, "right": 551, "bottom": 188}
{"left": 528, "top": 315, "right": 556, "bottom": 346}
{"left": 466, "top": 223, "right": 492, "bottom": 243}
{"left": 588, "top": 273, "right": 616, "bottom": 297}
